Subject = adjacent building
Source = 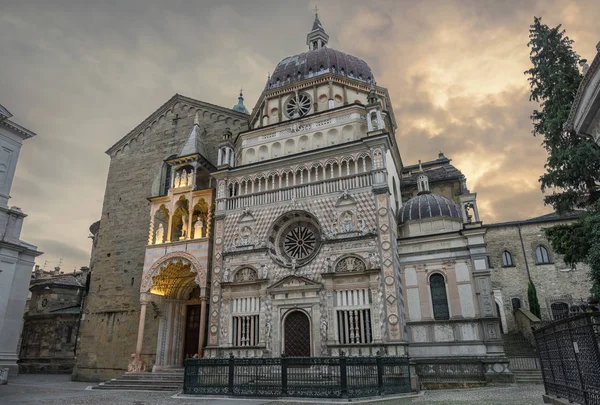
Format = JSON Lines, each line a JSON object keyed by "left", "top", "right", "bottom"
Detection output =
{"left": 0, "top": 104, "right": 42, "bottom": 376}
{"left": 567, "top": 41, "right": 600, "bottom": 143}
{"left": 485, "top": 212, "right": 591, "bottom": 333}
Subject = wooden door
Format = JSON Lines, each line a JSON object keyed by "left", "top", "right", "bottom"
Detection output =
{"left": 284, "top": 311, "right": 311, "bottom": 357}
{"left": 184, "top": 305, "right": 201, "bottom": 358}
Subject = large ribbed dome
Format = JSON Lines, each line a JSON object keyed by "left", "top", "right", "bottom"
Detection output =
{"left": 265, "top": 47, "right": 374, "bottom": 90}
{"left": 399, "top": 193, "right": 463, "bottom": 223}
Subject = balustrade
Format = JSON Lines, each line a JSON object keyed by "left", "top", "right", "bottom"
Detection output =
{"left": 225, "top": 173, "right": 372, "bottom": 210}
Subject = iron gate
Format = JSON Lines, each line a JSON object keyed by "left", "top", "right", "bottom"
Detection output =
{"left": 534, "top": 312, "right": 600, "bottom": 405}
{"left": 183, "top": 353, "right": 411, "bottom": 398}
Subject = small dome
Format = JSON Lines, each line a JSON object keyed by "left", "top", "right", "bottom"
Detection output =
{"left": 399, "top": 193, "right": 462, "bottom": 223}
{"left": 232, "top": 90, "right": 249, "bottom": 114}
{"left": 265, "top": 47, "right": 375, "bottom": 90}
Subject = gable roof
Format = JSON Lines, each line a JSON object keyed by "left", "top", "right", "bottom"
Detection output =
{"left": 106, "top": 93, "right": 250, "bottom": 156}
{"left": 0, "top": 103, "right": 13, "bottom": 121}
{"left": 485, "top": 211, "right": 584, "bottom": 228}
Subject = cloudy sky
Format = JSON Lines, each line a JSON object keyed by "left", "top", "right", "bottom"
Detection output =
{"left": 1, "top": 0, "right": 599, "bottom": 271}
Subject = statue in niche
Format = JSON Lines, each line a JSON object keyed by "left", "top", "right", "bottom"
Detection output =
{"left": 181, "top": 170, "right": 189, "bottom": 187}
{"left": 260, "top": 264, "right": 268, "bottom": 279}
{"left": 174, "top": 172, "right": 181, "bottom": 188}
{"left": 325, "top": 257, "right": 332, "bottom": 273}
{"left": 187, "top": 170, "right": 194, "bottom": 188}
{"left": 181, "top": 216, "right": 188, "bottom": 239}
{"left": 339, "top": 211, "right": 354, "bottom": 233}
{"left": 155, "top": 223, "right": 165, "bottom": 244}
{"left": 223, "top": 268, "right": 231, "bottom": 282}
{"left": 194, "top": 219, "right": 204, "bottom": 238}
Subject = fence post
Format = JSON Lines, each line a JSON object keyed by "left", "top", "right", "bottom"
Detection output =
{"left": 281, "top": 354, "right": 288, "bottom": 396}
{"left": 228, "top": 353, "right": 235, "bottom": 395}
{"left": 567, "top": 319, "right": 587, "bottom": 405}
{"left": 376, "top": 352, "right": 383, "bottom": 395}
{"left": 339, "top": 351, "right": 348, "bottom": 399}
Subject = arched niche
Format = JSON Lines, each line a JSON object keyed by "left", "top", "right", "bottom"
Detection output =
{"left": 171, "top": 196, "right": 190, "bottom": 241}
{"left": 258, "top": 145, "right": 269, "bottom": 161}
{"left": 191, "top": 198, "right": 209, "bottom": 239}
{"left": 272, "top": 142, "right": 282, "bottom": 158}
{"left": 342, "top": 125, "right": 355, "bottom": 142}
{"left": 313, "top": 132, "right": 324, "bottom": 148}
{"left": 245, "top": 148, "right": 256, "bottom": 164}
{"left": 152, "top": 204, "right": 169, "bottom": 244}
{"left": 284, "top": 138, "right": 295, "bottom": 155}
{"left": 327, "top": 128, "right": 339, "bottom": 145}
{"left": 298, "top": 135, "right": 310, "bottom": 151}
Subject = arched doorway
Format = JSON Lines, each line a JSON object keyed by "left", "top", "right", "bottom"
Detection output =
{"left": 283, "top": 311, "right": 311, "bottom": 357}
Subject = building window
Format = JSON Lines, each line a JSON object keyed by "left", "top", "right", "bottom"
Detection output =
{"left": 511, "top": 298, "right": 522, "bottom": 311}
{"left": 501, "top": 251, "right": 514, "bottom": 267}
{"left": 535, "top": 246, "right": 550, "bottom": 264}
{"left": 232, "top": 315, "right": 260, "bottom": 346}
{"left": 337, "top": 309, "right": 372, "bottom": 344}
{"left": 335, "top": 289, "right": 373, "bottom": 344}
{"left": 430, "top": 273, "right": 450, "bottom": 320}
{"left": 550, "top": 302, "right": 569, "bottom": 320}
{"left": 231, "top": 297, "right": 260, "bottom": 347}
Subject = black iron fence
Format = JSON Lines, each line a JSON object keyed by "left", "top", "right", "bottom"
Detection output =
{"left": 534, "top": 312, "right": 600, "bottom": 405}
{"left": 183, "top": 353, "right": 411, "bottom": 398}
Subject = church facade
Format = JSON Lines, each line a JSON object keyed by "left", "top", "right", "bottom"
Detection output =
{"left": 74, "top": 16, "right": 511, "bottom": 383}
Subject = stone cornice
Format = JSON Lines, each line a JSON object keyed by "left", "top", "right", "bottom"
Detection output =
{"left": 105, "top": 93, "right": 250, "bottom": 157}
{"left": 0, "top": 119, "right": 36, "bottom": 140}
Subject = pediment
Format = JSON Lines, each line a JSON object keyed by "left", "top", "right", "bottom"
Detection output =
{"left": 268, "top": 275, "right": 322, "bottom": 292}
{"left": 106, "top": 93, "right": 249, "bottom": 157}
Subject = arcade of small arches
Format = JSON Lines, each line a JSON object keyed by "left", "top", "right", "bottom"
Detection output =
{"left": 243, "top": 124, "right": 367, "bottom": 164}
{"left": 225, "top": 153, "right": 373, "bottom": 198}
{"left": 149, "top": 195, "right": 212, "bottom": 245}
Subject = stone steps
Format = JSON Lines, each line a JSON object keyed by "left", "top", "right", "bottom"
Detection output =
{"left": 92, "top": 371, "right": 183, "bottom": 392}
{"left": 512, "top": 370, "right": 544, "bottom": 384}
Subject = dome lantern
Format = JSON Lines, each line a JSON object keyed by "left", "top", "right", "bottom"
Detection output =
{"left": 306, "top": 7, "right": 329, "bottom": 50}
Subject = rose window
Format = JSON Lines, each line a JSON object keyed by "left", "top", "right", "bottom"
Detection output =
{"left": 268, "top": 211, "right": 322, "bottom": 268}
{"left": 285, "top": 93, "right": 311, "bottom": 119}
{"left": 283, "top": 224, "right": 317, "bottom": 260}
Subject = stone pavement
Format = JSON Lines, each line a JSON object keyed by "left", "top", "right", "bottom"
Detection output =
{"left": 0, "top": 374, "right": 545, "bottom": 404}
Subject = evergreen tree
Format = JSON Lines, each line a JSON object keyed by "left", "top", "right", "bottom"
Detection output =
{"left": 525, "top": 17, "right": 600, "bottom": 212}
{"left": 525, "top": 17, "right": 600, "bottom": 298}
{"left": 527, "top": 281, "right": 541, "bottom": 319}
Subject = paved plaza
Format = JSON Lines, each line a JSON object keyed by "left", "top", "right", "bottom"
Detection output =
{"left": 0, "top": 375, "right": 546, "bottom": 405}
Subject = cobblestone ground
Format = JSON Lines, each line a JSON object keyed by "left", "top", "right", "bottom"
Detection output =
{"left": 0, "top": 375, "right": 545, "bottom": 404}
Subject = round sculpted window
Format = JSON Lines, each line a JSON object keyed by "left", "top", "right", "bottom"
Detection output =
{"left": 268, "top": 211, "right": 322, "bottom": 268}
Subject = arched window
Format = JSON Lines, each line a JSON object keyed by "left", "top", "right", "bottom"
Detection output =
{"left": 501, "top": 251, "right": 513, "bottom": 267}
{"left": 535, "top": 246, "right": 550, "bottom": 264}
{"left": 429, "top": 273, "right": 450, "bottom": 320}
{"left": 551, "top": 302, "right": 569, "bottom": 320}
{"left": 511, "top": 298, "right": 522, "bottom": 311}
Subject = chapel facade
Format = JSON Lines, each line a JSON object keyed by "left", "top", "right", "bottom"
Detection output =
{"left": 74, "top": 15, "right": 510, "bottom": 382}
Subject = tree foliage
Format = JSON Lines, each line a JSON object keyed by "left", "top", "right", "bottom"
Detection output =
{"left": 525, "top": 16, "right": 600, "bottom": 213}
{"left": 528, "top": 281, "right": 541, "bottom": 319}
{"left": 525, "top": 17, "right": 600, "bottom": 299}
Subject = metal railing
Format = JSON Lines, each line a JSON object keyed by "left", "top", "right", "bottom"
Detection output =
{"left": 534, "top": 312, "right": 600, "bottom": 405}
{"left": 183, "top": 353, "right": 411, "bottom": 398}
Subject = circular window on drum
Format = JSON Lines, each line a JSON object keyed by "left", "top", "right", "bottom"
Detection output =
{"left": 268, "top": 211, "right": 322, "bottom": 268}
{"left": 284, "top": 93, "right": 312, "bottom": 119}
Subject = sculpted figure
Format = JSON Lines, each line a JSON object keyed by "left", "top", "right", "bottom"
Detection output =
{"left": 260, "top": 264, "right": 268, "bottom": 279}
{"left": 181, "top": 216, "right": 188, "bottom": 239}
{"left": 187, "top": 170, "right": 194, "bottom": 188}
{"left": 358, "top": 218, "right": 368, "bottom": 234}
{"left": 127, "top": 353, "right": 146, "bottom": 373}
{"left": 155, "top": 223, "right": 165, "bottom": 244}
{"left": 194, "top": 219, "right": 204, "bottom": 238}
{"left": 223, "top": 268, "right": 230, "bottom": 282}
{"left": 174, "top": 172, "right": 181, "bottom": 188}
{"left": 340, "top": 211, "right": 354, "bottom": 233}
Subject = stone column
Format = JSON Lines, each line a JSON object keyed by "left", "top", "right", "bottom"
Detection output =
{"left": 343, "top": 85, "right": 348, "bottom": 105}
{"left": 328, "top": 80, "right": 334, "bottom": 109}
{"left": 197, "top": 297, "right": 208, "bottom": 356}
{"left": 217, "top": 148, "right": 222, "bottom": 165}
{"left": 136, "top": 294, "right": 149, "bottom": 357}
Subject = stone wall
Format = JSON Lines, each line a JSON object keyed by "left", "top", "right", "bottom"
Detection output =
{"left": 485, "top": 219, "right": 592, "bottom": 333}
{"left": 72, "top": 96, "right": 248, "bottom": 381}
